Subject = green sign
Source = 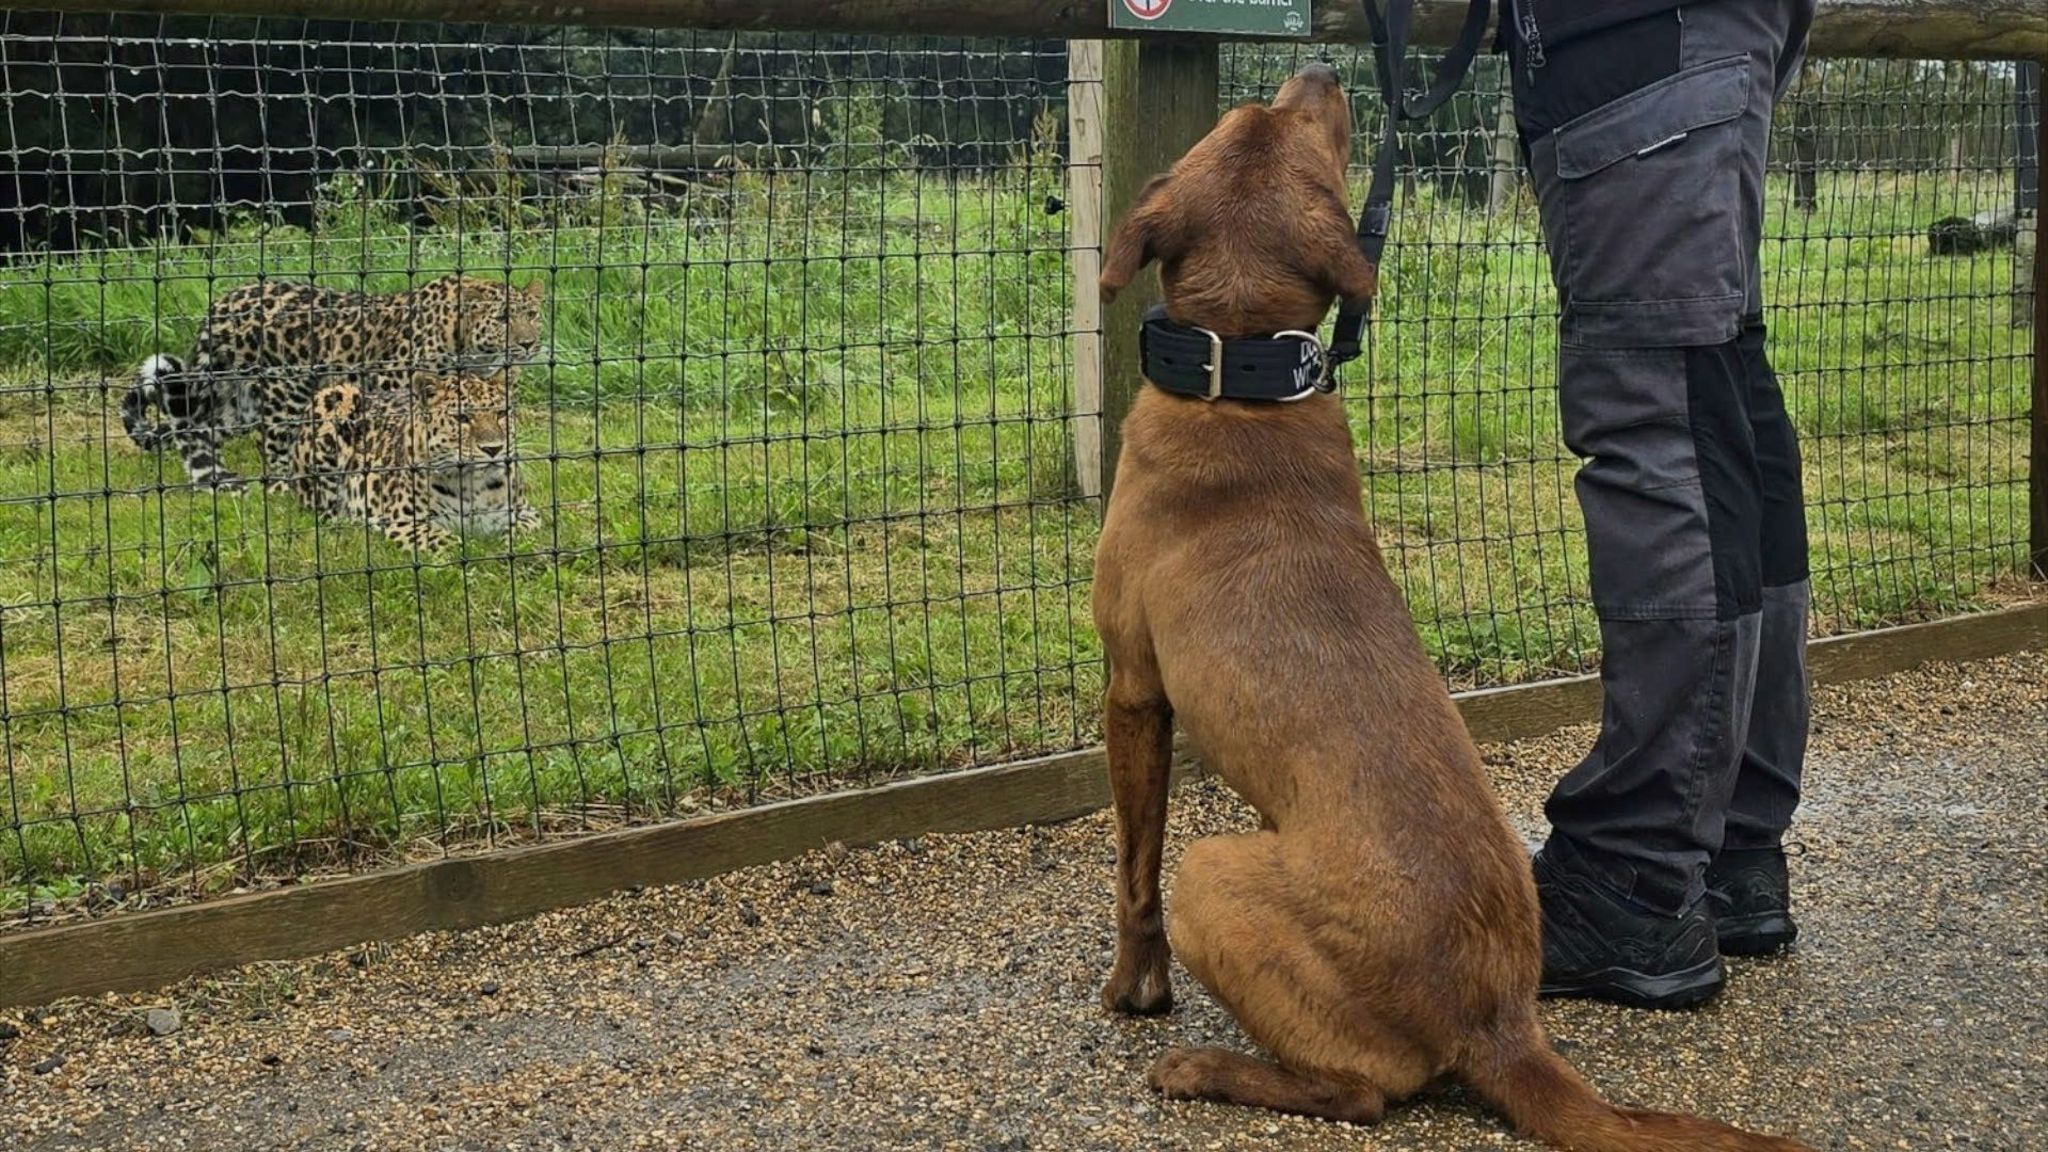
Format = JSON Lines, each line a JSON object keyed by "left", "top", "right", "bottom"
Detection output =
{"left": 1109, "top": 0, "right": 1313, "bottom": 38}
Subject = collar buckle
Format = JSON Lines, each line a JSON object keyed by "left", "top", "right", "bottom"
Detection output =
{"left": 1194, "top": 325, "right": 1226, "bottom": 401}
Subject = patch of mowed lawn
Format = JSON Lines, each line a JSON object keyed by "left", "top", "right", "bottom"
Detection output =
{"left": 0, "top": 168, "right": 2031, "bottom": 909}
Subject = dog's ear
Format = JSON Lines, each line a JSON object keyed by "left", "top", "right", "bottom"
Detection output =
{"left": 1320, "top": 238, "right": 1379, "bottom": 305}
{"left": 1307, "top": 187, "right": 1379, "bottom": 304}
{"left": 1099, "top": 173, "right": 1180, "bottom": 304}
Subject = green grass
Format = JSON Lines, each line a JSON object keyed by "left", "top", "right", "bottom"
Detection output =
{"left": 0, "top": 165, "right": 2033, "bottom": 911}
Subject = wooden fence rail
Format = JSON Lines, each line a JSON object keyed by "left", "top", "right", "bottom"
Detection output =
{"left": 19, "top": 0, "right": 2048, "bottom": 59}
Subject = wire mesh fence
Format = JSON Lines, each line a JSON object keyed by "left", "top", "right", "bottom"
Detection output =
{"left": 1223, "top": 45, "right": 2036, "bottom": 693}
{"left": 1, "top": 17, "right": 1091, "bottom": 922}
{"left": 0, "top": 15, "right": 2036, "bottom": 925}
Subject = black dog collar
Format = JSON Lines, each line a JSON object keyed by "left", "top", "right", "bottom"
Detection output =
{"left": 1139, "top": 304, "right": 1335, "bottom": 403}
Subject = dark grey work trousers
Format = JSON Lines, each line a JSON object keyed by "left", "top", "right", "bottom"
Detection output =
{"left": 1511, "top": 0, "right": 1818, "bottom": 915}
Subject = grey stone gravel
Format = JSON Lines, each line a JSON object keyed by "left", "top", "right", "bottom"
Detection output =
{"left": 3, "top": 653, "right": 2045, "bottom": 1151}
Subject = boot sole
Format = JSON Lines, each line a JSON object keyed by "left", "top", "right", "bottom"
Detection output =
{"left": 1717, "top": 912, "right": 1798, "bottom": 956}
{"left": 1538, "top": 954, "right": 1724, "bottom": 1011}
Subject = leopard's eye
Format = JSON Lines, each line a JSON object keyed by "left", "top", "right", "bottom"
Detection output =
{"left": 456, "top": 413, "right": 473, "bottom": 424}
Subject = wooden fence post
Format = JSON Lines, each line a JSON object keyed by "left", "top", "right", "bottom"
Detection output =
{"left": 2017, "top": 62, "right": 2039, "bottom": 329}
{"left": 1098, "top": 38, "right": 1219, "bottom": 499}
{"left": 1486, "top": 87, "right": 1519, "bottom": 215}
{"left": 1068, "top": 41, "right": 1106, "bottom": 501}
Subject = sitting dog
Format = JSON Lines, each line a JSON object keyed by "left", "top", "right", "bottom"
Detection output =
{"left": 1090, "top": 61, "right": 1813, "bottom": 1152}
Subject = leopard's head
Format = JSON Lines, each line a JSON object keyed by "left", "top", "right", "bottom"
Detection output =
{"left": 413, "top": 369, "right": 518, "bottom": 469}
{"left": 440, "top": 277, "right": 545, "bottom": 369}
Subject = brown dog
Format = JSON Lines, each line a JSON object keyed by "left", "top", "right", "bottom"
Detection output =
{"left": 1092, "top": 63, "right": 1813, "bottom": 1152}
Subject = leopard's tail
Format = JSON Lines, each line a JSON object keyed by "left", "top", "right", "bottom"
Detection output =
{"left": 121, "top": 354, "right": 185, "bottom": 450}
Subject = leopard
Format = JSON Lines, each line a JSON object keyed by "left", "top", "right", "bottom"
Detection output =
{"left": 122, "top": 274, "right": 545, "bottom": 492}
{"left": 291, "top": 367, "right": 542, "bottom": 553}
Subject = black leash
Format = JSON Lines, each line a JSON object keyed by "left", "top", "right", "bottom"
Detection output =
{"left": 1326, "top": 0, "right": 1494, "bottom": 368}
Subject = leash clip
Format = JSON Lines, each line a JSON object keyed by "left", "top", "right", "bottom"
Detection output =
{"left": 1360, "top": 201, "right": 1393, "bottom": 239}
{"left": 1194, "top": 325, "right": 1226, "bottom": 401}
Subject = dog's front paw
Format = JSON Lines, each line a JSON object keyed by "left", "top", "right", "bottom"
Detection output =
{"left": 1101, "top": 962, "right": 1173, "bottom": 1017}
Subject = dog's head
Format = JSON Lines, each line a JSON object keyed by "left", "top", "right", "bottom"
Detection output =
{"left": 1099, "top": 62, "right": 1377, "bottom": 338}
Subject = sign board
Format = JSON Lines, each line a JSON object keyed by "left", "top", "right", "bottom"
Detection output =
{"left": 1109, "top": 0, "right": 1313, "bottom": 38}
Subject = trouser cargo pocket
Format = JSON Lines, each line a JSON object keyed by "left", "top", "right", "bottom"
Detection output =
{"left": 1528, "top": 55, "right": 1752, "bottom": 348}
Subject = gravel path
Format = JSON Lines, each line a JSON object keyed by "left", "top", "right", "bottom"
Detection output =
{"left": 5, "top": 653, "right": 2046, "bottom": 1151}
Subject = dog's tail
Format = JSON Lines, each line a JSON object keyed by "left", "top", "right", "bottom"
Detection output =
{"left": 1460, "top": 1012, "right": 1814, "bottom": 1152}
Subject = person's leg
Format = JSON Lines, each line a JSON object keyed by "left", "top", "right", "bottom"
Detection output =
{"left": 1724, "top": 321, "right": 1808, "bottom": 858}
{"left": 1713, "top": 0, "right": 1818, "bottom": 954}
{"left": 1511, "top": 0, "right": 1814, "bottom": 1007}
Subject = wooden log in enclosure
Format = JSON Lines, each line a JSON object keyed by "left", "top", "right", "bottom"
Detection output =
{"left": 15, "top": 0, "right": 2048, "bottom": 60}
{"left": 507, "top": 144, "right": 779, "bottom": 169}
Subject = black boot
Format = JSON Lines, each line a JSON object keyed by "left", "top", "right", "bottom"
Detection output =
{"left": 1708, "top": 845, "right": 1798, "bottom": 956}
{"left": 1533, "top": 849, "right": 1724, "bottom": 1011}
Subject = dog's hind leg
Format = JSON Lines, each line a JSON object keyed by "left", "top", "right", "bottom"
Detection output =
{"left": 1158, "top": 832, "right": 1435, "bottom": 1123}
{"left": 1149, "top": 1047, "right": 1383, "bottom": 1125}
{"left": 1102, "top": 665, "right": 1175, "bottom": 1016}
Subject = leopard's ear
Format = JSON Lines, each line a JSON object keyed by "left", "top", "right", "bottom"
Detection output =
{"left": 520, "top": 281, "right": 544, "bottom": 301}
{"left": 410, "top": 371, "right": 440, "bottom": 400}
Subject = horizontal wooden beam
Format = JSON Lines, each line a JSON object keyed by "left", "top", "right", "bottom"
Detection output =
{"left": 23, "top": 1, "right": 2048, "bottom": 60}
{"left": 4, "top": 601, "right": 2044, "bottom": 1009}
{"left": 1455, "top": 600, "right": 2048, "bottom": 743}
{"left": 0, "top": 740, "right": 1204, "bottom": 1008}
{"left": 1805, "top": 597, "right": 2048, "bottom": 679}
